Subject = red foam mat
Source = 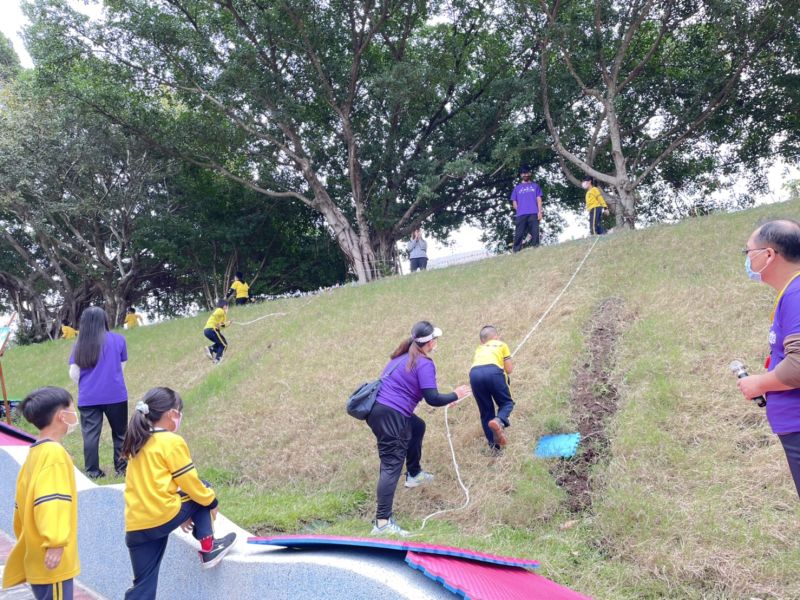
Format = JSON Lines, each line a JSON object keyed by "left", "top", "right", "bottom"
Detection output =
{"left": 248, "top": 534, "right": 539, "bottom": 569}
{"left": 0, "top": 422, "right": 34, "bottom": 446}
{"left": 405, "top": 551, "right": 592, "bottom": 600}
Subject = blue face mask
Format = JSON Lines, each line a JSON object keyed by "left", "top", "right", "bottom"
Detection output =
{"left": 745, "top": 252, "right": 765, "bottom": 282}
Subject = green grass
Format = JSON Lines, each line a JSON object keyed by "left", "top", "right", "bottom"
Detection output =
{"left": 4, "top": 200, "right": 800, "bottom": 598}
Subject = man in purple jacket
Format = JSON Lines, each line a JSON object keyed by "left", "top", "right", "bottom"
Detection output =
{"left": 737, "top": 219, "right": 800, "bottom": 497}
{"left": 510, "top": 166, "right": 543, "bottom": 252}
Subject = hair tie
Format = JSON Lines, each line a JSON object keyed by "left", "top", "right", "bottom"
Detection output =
{"left": 135, "top": 401, "right": 150, "bottom": 415}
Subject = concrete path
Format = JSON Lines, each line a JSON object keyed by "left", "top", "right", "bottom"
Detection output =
{"left": 0, "top": 532, "right": 106, "bottom": 600}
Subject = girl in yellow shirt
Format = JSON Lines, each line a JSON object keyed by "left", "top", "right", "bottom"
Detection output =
{"left": 121, "top": 387, "right": 236, "bottom": 598}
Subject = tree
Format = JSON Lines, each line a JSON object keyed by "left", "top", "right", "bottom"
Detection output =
{"left": 24, "top": 0, "right": 538, "bottom": 281}
{"left": 534, "top": 0, "right": 799, "bottom": 227}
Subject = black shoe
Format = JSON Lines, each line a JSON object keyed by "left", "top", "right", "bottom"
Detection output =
{"left": 86, "top": 470, "right": 106, "bottom": 480}
{"left": 199, "top": 532, "right": 236, "bottom": 569}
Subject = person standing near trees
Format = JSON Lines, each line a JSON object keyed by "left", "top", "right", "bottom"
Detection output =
{"left": 68, "top": 306, "right": 129, "bottom": 479}
{"left": 407, "top": 229, "right": 428, "bottom": 272}
{"left": 124, "top": 307, "right": 143, "bottom": 329}
{"left": 737, "top": 219, "right": 800, "bottom": 498}
{"left": 511, "top": 166, "right": 543, "bottom": 252}
{"left": 366, "top": 321, "right": 471, "bottom": 536}
{"left": 226, "top": 272, "right": 250, "bottom": 305}
{"left": 582, "top": 176, "right": 609, "bottom": 236}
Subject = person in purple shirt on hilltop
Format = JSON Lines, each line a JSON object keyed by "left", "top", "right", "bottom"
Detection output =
{"left": 510, "top": 165, "right": 544, "bottom": 252}
{"left": 68, "top": 306, "right": 129, "bottom": 479}
{"left": 367, "top": 321, "right": 471, "bottom": 536}
{"left": 737, "top": 219, "right": 800, "bottom": 498}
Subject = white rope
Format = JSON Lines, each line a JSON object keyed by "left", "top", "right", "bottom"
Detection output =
{"left": 232, "top": 312, "right": 286, "bottom": 326}
{"left": 416, "top": 236, "right": 601, "bottom": 530}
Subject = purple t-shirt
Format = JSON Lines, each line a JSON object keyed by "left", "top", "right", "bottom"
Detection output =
{"left": 376, "top": 354, "right": 438, "bottom": 417}
{"left": 766, "top": 277, "right": 800, "bottom": 434}
{"left": 69, "top": 332, "right": 128, "bottom": 407}
{"left": 510, "top": 182, "right": 542, "bottom": 216}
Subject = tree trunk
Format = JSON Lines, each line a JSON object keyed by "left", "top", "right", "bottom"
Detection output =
{"left": 612, "top": 184, "right": 637, "bottom": 228}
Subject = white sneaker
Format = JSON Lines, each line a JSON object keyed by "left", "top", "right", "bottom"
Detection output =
{"left": 370, "top": 517, "right": 410, "bottom": 537}
{"left": 404, "top": 471, "right": 434, "bottom": 488}
{"left": 204, "top": 347, "right": 213, "bottom": 360}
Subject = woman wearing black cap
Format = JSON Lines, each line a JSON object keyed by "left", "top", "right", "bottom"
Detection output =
{"left": 367, "top": 321, "right": 471, "bottom": 536}
{"left": 510, "top": 165, "right": 544, "bottom": 252}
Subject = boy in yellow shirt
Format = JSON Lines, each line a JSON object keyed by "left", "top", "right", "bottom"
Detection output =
{"left": 203, "top": 300, "right": 231, "bottom": 364}
{"left": 582, "top": 176, "right": 609, "bottom": 235}
{"left": 3, "top": 387, "right": 80, "bottom": 600}
{"left": 469, "top": 326, "right": 515, "bottom": 450}
{"left": 227, "top": 272, "right": 250, "bottom": 306}
{"left": 124, "top": 307, "right": 143, "bottom": 329}
{"left": 60, "top": 320, "right": 78, "bottom": 340}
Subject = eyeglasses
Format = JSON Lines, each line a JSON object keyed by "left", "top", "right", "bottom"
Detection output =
{"left": 741, "top": 247, "right": 770, "bottom": 255}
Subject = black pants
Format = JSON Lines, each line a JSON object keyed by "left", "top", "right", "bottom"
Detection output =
{"left": 204, "top": 328, "right": 227, "bottom": 360}
{"left": 779, "top": 431, "right": 800, "bottom": 499}
{"left": 367, "top": 402, "right": 425, "bottom": 520}
{"left": 235, "top": 298, "right": 248, "bottom": 306}
{"left": 513, "top": 214, "right": 540, "bottom": 252}
{"left": 410, "top": 257, "right": 428, "bottom": 272}
{"left": 124, "top": 500, "right": 214, "bottom": 600}
{"left": 589, "top": 207, "right": 606, "bottom": 235}
{"left": 79, "top": 401, "right": 128, "bottom": 476}
{"left": 469, "top": 365, "right": 514, "bottom": 448}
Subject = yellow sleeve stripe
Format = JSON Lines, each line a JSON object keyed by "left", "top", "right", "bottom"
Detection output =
{"left": 34, "top": 493, "right": 72, "bottom": 506}
{"left": 172, "top": 463, "right": 195, "bottom": 478}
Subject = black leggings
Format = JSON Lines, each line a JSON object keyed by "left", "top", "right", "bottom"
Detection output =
{"left": 79, "top": 401, "right": 128, "bottom": 475}
{"left": 779, "top": 431, "right": 800, "bottom": 499}
{"left": 367, "top": 402, "right": 425, "bottom": 520}
{"left": 204, "top": 328, "right": 227, "bottom": 359}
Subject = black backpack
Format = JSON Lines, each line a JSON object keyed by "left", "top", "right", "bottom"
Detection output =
{"left": 346, "top": 360, "right": 402, "bottom": 420}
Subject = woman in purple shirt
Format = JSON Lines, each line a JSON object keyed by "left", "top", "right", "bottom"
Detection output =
{"left": 68, "top": 307, "right": 129, "bottom": 479}
{"left": 367, "top": 321, "right": 470, "bottom": 536}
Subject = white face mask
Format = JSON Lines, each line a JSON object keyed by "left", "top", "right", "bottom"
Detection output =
{"left": 582, "top": 181, "right": 591, "bottom": 190}
{"left": 62, "top": 410, "right": 80, "bottom": 435}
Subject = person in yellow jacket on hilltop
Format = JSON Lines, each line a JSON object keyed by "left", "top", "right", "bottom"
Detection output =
{"left": 203, "top": 299, "right": 230, "bottom": 364}
{"left": 227, "top": 272, "right": 250, "bottom": 306}
{"left": 121, "top": 387, "right": 236, "bottom": 599}
{"left": 582, "top": 176, "right": 609, "bottom": 236}
{"left": 124, "top": 307, "right": 144, "bottom": 329}
{"left": 3, "top": 386, "right": 80, "bottom": 600}
{"left": 60, "top": 319, "right": 78, "bottom": 340}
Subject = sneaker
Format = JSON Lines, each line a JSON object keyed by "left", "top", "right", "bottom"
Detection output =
{"left": 86, "top": 470, "right": 106, "bottom": 480}
{"left": 370, "top": 518, "right": 410, "bottom": 537}
{"left": 404, "top": 471, "right": 434, "bottom": 488}
{"left": 199, "top": 532, "right": 237, "bottom": 569}
{"left": 204, "top": 347, "right": 213, "bottom": 361}
{"left": 213, "top": 356, "right": 224, "bottom": 365}
{"left": 488, "top": 418, "right": 507, "bottom": 447}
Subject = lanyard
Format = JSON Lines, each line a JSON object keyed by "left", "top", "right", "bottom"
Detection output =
{"left": 771, "top": 271, "right": 800, "bottom": 323}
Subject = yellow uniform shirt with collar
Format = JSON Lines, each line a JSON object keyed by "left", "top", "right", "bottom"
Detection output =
{"left": 204, "top": 308, "right": 227, "bottom": 331}
{"left": 585, "top": 186, "right": 608, "bottom": 210}
{"left": 230, "top": 280, "right": 249, "bottom": 299}
{"left": 471, "top": 339, "right": 512, "bottom": 369}
{"left": 124, "top": 314, "right": 142, "bottom": 328}
{"left": 124, "top": 430, "right": 217, "bottom": 532}
{"left": 3, "top": 440, "right": 80, "bottom": 588}
{"left": 60, "top": 325, "right": 78, "bottom": 340}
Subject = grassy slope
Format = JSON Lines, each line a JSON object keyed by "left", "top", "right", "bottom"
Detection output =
{"left": 4, "top": 200, "right": 800, "bottom": 599}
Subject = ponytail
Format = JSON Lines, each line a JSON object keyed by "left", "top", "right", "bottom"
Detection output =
{"left": 121, "top": 387, "right": 184, "bottom": 459}
{"left": 389, "top": 337, "right": 428, "bottom": 371}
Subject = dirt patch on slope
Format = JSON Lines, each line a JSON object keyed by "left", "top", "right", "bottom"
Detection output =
{"left": 552, "top": 297, "right": 629, "bottom": 512}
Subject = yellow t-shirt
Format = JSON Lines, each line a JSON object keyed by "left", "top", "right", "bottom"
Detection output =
{"left": 471, "top": 339, "right": 512, "bottom": 369}
{"left": 204, "top": 308, "right": 227, "bottom": 330}
{"left": 230, "top": 280, "right": 249, "bottom": 299}
{"left": 124, "top": 314, "right": 142, "bottom": 328}
{"left": 124, "top": 430, "right": 216, "bottom": 532}
{"left": 585, "top": 186, "right": 608, "bottom": 210}
{"left": 61, "top": 325, "right": 78, "bottom": 340}
{"left": 3, "top": 440, "right": 80, "bottom": 587}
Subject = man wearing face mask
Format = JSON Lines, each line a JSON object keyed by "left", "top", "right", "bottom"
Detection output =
{"left": 737, "top": 219, "right": 800, "bottom": 498}
{"left": 510, "top": 166, "right": 543, "bottom": 252}
{"left": 582, "top": 176, "right": 609, "bottom": 235}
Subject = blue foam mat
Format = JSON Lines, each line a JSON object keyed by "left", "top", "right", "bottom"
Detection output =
{"left": 534, "top": 433, "right": 581, "bottom": 458}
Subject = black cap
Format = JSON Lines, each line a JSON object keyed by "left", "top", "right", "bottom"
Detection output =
{"left": 519, "top": 165, "right": 531, "bottom": 174}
